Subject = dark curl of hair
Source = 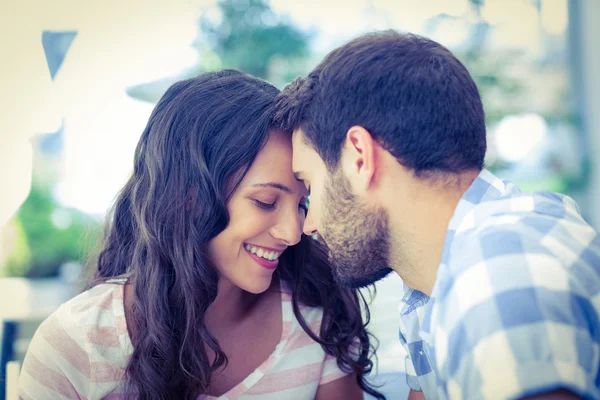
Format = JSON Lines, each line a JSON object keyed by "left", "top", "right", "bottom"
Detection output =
{"left": 87, "top": 69, "right": 385, "bottom": 399}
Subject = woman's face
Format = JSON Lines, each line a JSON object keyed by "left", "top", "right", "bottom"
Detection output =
{"left": 208, "top": 129, "right": 309, "bottom": 294}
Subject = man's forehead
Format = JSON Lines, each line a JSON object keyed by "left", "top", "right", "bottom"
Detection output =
{"left": 291, "top": 128, "right": 314, "bottom": 154}
{"left": 291, "top": 129, "right": 307, "bottom": 160}
{"left": 292, "top": 129, "right": 312, "bottom": 168}
{"left": 291, "top": 128, "right": 305, "bottom": 145}
{"left": 291, "top": 128, "right": 324, "bottom": 177}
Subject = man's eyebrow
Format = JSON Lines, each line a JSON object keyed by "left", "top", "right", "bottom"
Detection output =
{"left": 251, "top": 182, "right": 292, "bottom": 193}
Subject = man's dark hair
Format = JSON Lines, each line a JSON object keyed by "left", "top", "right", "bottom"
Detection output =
{"left": 273, "top": 30, "right": 487, "bottom": 176}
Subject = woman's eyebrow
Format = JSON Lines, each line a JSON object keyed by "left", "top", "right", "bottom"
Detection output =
{"left": 251, "top": 182, "right": 292, "bottom": 193}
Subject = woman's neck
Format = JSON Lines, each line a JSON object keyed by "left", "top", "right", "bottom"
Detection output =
{"left": 204, "top": 278, "right": 262, "bottom": 332}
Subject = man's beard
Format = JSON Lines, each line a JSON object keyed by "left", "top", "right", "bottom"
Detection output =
{"left": 319, "top": 168, "right": 393, "bottom": 288}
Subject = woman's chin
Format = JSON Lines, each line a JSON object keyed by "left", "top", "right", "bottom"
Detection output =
{"left": 241, "top": 275, "right": 274, "bottom": 294}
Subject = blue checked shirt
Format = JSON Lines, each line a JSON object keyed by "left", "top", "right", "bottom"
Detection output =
{"left": 398, "top": 169, "right": 600, "bottom": 399}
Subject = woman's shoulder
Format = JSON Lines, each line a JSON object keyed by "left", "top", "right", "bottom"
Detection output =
{"left": 37, "top": 280, "right": 132, "bottom": 359}
{"left": 55, "top": 280, "right": 129, "bottom": 331}
{"left": 19, "top": 281, "right": 132, "bottom": 398}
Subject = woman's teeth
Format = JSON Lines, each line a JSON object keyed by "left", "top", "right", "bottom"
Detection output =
{"left": 245, "top": 244, "right": 281, "bottom": 261}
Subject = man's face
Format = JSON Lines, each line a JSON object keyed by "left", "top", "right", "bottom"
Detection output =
{"left": 291, "top": 129, "right": 393, "bottom": 288}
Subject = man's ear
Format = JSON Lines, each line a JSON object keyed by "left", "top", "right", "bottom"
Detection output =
{"left": 341, "top": 126, "right": 377, "bottom": 193}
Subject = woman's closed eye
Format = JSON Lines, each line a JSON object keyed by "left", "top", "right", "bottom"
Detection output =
{"left": 254, "top": 199, "right": 275, "bottom": 210}
{"left": 254, "top": 198, "right": 309, "bottom": 214}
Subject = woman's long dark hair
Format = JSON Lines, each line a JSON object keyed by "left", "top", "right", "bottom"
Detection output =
{"left": 87, "top": 70, "right": 384, "bottom": 399}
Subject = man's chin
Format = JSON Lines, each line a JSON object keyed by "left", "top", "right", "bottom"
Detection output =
{"left": 333, "top": 267, "right": 394, "bottom": 289}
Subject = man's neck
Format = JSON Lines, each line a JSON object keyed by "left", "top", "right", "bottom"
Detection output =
{"left": 384, "top": 169, "right": 479, "bottom": 295}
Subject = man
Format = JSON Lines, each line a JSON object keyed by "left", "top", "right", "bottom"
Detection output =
{"left": 273, "top": 30, "right": 600, "bottom": 399}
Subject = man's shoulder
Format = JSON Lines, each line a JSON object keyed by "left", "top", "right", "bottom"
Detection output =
{"left": 437, "top": 190, "right": 600, "bottom": 332}
{"left": 459, "top": 189, "right": 580, "bottom": 230}
{"left": 451, "top": 190, "right": 597, "bottom": 264}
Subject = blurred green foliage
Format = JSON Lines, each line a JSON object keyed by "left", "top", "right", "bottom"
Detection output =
{"left": 2, "top": 218, "right": 32, "bottom": 277}
{"left": 3, "top": 183, "right": 102, "bottom": 278}
{"left": 198, "top": 0, "right": 311, "bottom": 84}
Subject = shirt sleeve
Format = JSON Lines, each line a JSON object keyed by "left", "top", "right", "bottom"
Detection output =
{"left": 18, "top": 285, "right": 128, "bottom": 399}
{"left": 18, "top": 312, "right": 93, "bottom": 399}
{"left": 433, "top": 226, "right": 599, "bottom": 399}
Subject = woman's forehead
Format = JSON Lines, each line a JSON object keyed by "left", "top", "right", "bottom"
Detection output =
{"left": 238, "top": 131, "right": 302, "bottom": 189}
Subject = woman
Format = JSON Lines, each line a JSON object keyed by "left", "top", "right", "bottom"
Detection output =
{"left": 18, "top": 70, "right": 384, "bottom": 399}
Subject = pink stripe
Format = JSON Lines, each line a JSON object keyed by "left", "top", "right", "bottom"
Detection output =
{"left": 282, "top": 320, "right": 321, "bottom": 353}
{"left": 71, "top": 292, "right": 115, "bottom": 314}
{"left": 85, "top": 326, "right": 121, "bottom": 348}
{"left": 308, "top": 319, "right": 321, "bottom": 335}
{"left": 281, "top": 321, "right": 293, "bottom": 338}
{"left": 284, "top": 332, "right": 317, "bottom": 353}
{"left": 40, "top": 315, "right": 92, "bottom": 378}
{"left": 113, "top": 284, "right": 124, "bottom": 300}
{"left": 245, "top": 362, "right": 322, "bottom": 394}
{"left": 90, "top": 361, "right": 126, "bottom": 383}
{"left": 21, "top": 353, "right": 86, "bottom": 400}
{"left": 115, "top": 315, "right": 129, "bottom": 337}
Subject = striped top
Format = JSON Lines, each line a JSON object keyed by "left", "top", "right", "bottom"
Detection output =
{"left": 18, "top": 279, "right": 349, "bottom": 399}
